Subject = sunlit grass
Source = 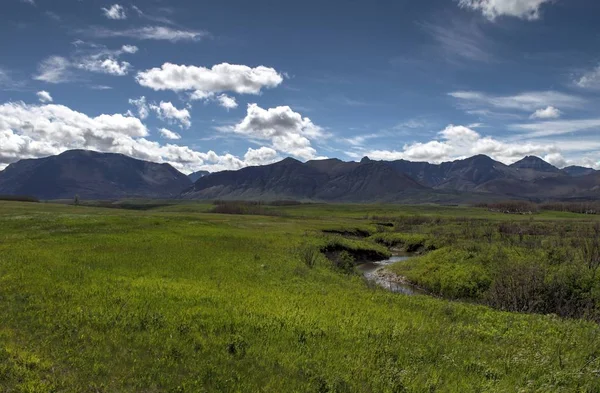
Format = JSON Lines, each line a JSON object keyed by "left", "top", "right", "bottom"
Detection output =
{"left": 0, "top": 201, "right": 599, "bottom": 392}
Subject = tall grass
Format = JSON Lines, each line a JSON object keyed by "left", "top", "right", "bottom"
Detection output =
{"left": 0, "top": 201, "right": 598, "bottom": 391}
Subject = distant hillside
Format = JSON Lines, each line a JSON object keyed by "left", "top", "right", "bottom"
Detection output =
{"left": 183, "top": 155, "right": 600, "bottom": 202}
{"left": 562, "top": 166, "right": 597, "bottom": 177}
{"left": 0, "top": 150, "right": 192, "bottom": 200}
{"left": 182, "top": 157, "right": 426, "bottom": 202}
{"left": 188, "top": 170, "right": 210, "bottom": 183}
{"left": 1, "top": 151, "right": 598, "bottom": 203}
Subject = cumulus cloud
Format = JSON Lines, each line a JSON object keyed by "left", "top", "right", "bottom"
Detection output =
{"left": 76, "top": 57, "right": 131, "bottom": 76}
{"left": 36, "top": 91, "right": 53, "bottom": 103}
{"left": 136, "top": 63, "right": 284, "bottom": 97}
{"left": 530, "top": 106, "right": 561, "bottom": 119}
{"left": 128, "top": 96, "right": 149, "bottom": 119}
{"left": 226, "top": 104, "right": 323, "bottom": 160}
{"left": 575, "top": 65, "right": 600, "bottom": 90}
{"left": 243, "top": 146, "right": 280, "bottom": 166}
{"left": 35, "top": 44, "right": 137, "bottom": 82}
{"left": 150, "top": 101, "right": 191, "bottom": 129}
{"left": 543, "top": 152, "right": 567, "bottom": 168}
{"left": 85, "top": 26, "right": 207, "bottom": 42}
{"left": 0, "top": 101, "right": 279, "bottom": 173}
{"left": 458, "top": 0, "right": 553, "bottom": 20}
{"left": 217, "top": 94, "right": 238, "bottom": 110}
{"left": 102, "top": 4, "right": 126, "bottom": 20}
{"left": 158, "top": 128, "right": 181, "bottom": 140}
{"left": 358, "top": 124, "right": 561, "bottom": 165}
{"left": 121, "top": 45, "right": 138, "bottom": 54}
{"left": 449, "top": 90, "right": 585, "bottom": 113}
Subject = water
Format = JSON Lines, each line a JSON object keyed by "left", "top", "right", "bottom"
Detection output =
{"left": 357, "top": 255, "right": 428, "bottom": 295}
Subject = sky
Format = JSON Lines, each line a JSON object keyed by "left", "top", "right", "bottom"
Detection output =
{"left": 1, "top": 0, "right": 600, "bottom": 173}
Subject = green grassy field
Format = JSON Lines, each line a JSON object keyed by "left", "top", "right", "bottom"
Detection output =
{"left": 1, "top": 201, "right": 599, "bottom": 392}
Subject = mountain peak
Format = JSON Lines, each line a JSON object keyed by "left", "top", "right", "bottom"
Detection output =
{"left": 279, "top": 157, "right": 302, "bottom": 165}
{"left": 360, "top": 156, "right": 372, "bottom": 163}
{"left": 510, "top": 156, "right": 559, "bottom": 172}
{"left": 0, "top": 149, "right": 191, "bottom": 200}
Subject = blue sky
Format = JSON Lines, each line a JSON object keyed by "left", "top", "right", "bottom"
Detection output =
{"left": 1, "top": 0, "right": 600, "bottom": 172}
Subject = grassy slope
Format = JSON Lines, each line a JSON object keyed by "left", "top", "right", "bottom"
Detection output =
{"left": 0, "top": 201, "right": 599, "bottom": 392}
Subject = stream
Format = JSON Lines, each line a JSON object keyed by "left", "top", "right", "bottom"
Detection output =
{"left": 357, "top": 255, "right": 429, "bottom": 295}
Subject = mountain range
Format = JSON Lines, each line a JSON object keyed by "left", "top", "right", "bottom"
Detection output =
{"left": 0, "top": 150, "right": 598, "bottom": 202}
{"left": 183, "top": 154, "right": 600, "bottom": 202}
{"left": 0, "top": 150, "right": 191, "bottom": 200}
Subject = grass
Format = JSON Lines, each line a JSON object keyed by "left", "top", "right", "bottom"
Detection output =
{"left": 0, "top": 201, "right": 599, "bottom": 392}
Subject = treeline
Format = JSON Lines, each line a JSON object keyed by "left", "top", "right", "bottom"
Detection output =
{"left": 476, "top": 201, "right": 600, "bottom": 215}
{"left": 0, "top": 195, "right": 39, "bottom": 203}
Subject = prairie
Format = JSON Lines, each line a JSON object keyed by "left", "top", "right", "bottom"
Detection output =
{"left": 0, "top": 201, "right": 599, "bottom": 392}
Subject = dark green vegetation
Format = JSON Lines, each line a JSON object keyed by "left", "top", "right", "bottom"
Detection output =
{"left": 385, "top": 215, "right": 600, "bottom": 320}
{"left": 1, "top": 201, "right": 600, "bottom": 392}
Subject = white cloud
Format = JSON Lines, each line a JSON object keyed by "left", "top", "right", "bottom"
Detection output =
{"left": 190, "top": 91, "right": 215, "bottom": 101}
{"left": 35, "top": 44, "right": 137, "bottom": 82}
{"left": 136, "top": 63, "right": 284, "bottom": 97}
{"left": 130, "top": 5, "right": 175, "bottom": 25}
{"left": 102, "top": 4, "right": 127, "bottom": 20}
{"left": 217, "top": 94, "right": 238, "bottom": 110}
{"left": 458, "top": 0, "right": 553, "bottom": 20}
{"left": 449, "top": 90, "right": 585, "bottom": 112}
{"left": 36, "top": 91, "right": 53, "bottom": 103}
{"left": 90, "top": 85, "right": 113, "bottom": 90}
{"left": 86, "top": 26, "right": 207, "bottom": 42}
{"left": 243, "top": 146, "right": 280, "bottom": 166}
{"left": 159, "top": 128, "right": 181, "bottom": 140}
{"left": 0, "top": 101, "right": 278, "bottom": 173}
{"left": 530, "top": 106, "right": 561, "bottom": 119}
{"left": 509, "top": 118, "right": 600, "bottom": 138}
{"left": 20, "top": 0, "right": 35, "bottom": 5}
{"left": 227, "top": 104, "right": 323, "bottom": 160}
{"left": 150, "top": 101, "right": 191, "bottom": 129}
{"left": 575, "top": 65, "right": 600, "bottom": 90}
{"left": 543, "top": 153, "right": 567, "bottom": 168}
{"left": 358, "top": 124, "right": 561, "bottom": 165}
{"left": 421, "top": 20, "right": 493, "bottom": 63}
{"left": 128, "top": 96, "right": 149, "bottom": 119}
{"left": 121, "top": 45, "right": 138, "bottom": 54}
{"left": 76, "top": 57, "right": 131, "bottom": 76}
{"left": 34, "top": 56, "right": 72, "bottom": 83}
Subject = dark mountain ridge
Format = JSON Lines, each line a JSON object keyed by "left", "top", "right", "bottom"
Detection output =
{"left": 182, "top": 157, "right": 426, "bottom": 202}
{"left": 1, "top": 150, "right": 598, "bottom": 202}
{"left": 0, "top": 150, "right": 191, "bottom": 200}
{"left": 185, "top": 154, "right": 600, "bottom": 202}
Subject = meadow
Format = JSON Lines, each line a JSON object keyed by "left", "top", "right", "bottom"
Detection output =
{"left": 1, "top": 200, "right": 599, "bottom": 392}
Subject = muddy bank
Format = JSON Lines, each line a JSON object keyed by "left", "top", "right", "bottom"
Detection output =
{"left": 322, "top": 228, "right": 371, "bottom": 238}
{"left": 321, "top": 244, "right": 389, "bottom": 265}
